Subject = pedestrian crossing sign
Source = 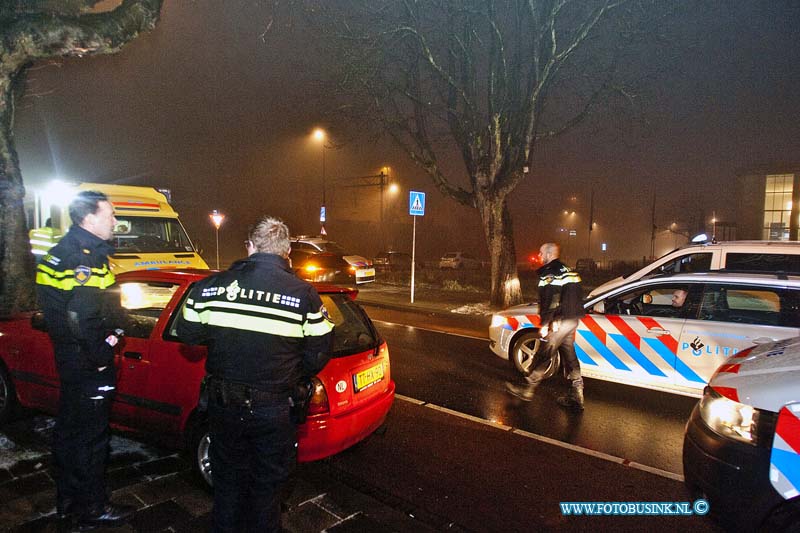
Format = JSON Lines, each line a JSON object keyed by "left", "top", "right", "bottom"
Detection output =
{"left": 409, "top": 191, "right": 425, "bottom": 216}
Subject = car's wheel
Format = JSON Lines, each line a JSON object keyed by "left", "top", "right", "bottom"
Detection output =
{"left": 187, "top": 415, "right": 213, "bottom": 490}
{"left": 0, "top": 364, "right": 18, "bottom": 425}
{"left": 510, "top": 331, "right": 559, "bottom": 378}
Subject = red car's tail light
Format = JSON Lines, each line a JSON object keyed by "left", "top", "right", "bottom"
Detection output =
{"left": 307, "top": 376, "right": 329, "bottom": 416}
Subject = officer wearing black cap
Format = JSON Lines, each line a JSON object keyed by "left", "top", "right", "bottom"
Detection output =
{"left": 176, "top": 216, "right": 334, "bottom": 532}
{"left": 36, "top": 190, "right": 135, "bottom": 528}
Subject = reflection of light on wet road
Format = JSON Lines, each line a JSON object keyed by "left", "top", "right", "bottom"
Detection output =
{"left": 393, "top": 394, "right": 684, "bottom": 482}
{"left": 375, "top": 319, "right": 487, "bottom": 340}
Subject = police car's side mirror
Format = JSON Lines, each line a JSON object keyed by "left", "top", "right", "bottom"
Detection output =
{"left": 31, "top": 311, "right": 47, "bottom": 332}
{"left": 592, "top": 301, "right": 605, "bottom": 314}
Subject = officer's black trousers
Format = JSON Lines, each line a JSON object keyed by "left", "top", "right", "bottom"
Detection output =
{"left": 53, "top": 379, "right": 113, "bottom": 512}
{"left": 209, "top": 398, "right": 295, "bottom": 533}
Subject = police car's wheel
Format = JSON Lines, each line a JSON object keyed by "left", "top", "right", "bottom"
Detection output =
{"left": 0, "top": 364, "right": 17, "bottom": 425}
{"left": 511, "top": 332, "right": 559, "bottom": 378}
{"left": 188, "top": 418, "right": 213, "bottom": 490}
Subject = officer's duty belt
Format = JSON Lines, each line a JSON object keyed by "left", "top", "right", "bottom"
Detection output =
{"left": 210, "top": 378, "right": 289, "bottom": 408}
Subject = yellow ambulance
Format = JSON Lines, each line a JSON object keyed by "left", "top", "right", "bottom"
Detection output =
{"left": 29, "top": 182, "right": 209, "bottom": 273}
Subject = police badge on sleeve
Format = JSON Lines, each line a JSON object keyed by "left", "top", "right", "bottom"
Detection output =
{"left": 75, "top": 265, "right": 92, "bottom": 285}
{"left": 320, "top": 304, "right": 333, "bottom": 323}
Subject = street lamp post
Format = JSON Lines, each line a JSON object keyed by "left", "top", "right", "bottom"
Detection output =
{"left": 313, "top": 128, "right": 327, "bottom": 234}
{"left": 209, "top": 209, "right": 225, "bottom": 269}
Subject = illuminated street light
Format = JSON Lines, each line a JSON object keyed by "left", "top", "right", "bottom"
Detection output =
{"left": 209, "top": 209, "right": 225, "bottom": 269}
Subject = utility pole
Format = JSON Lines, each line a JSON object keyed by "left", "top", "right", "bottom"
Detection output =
{"left": 338, "top": 170, "right": 394, "bottom": 251}
{"left": 650, "top": 191, "right": 657, "bottom": 260}
{"left": 587, "top": 182, "right": 594, "bottom": 257}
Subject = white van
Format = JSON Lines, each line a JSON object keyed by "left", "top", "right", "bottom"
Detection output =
{"left": 589, "top": 240, "right": 800, "bottom": 298}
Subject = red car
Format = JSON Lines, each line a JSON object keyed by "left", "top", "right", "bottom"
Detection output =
{"left": 0, "top": 270, "right": 394, "bottom": 487}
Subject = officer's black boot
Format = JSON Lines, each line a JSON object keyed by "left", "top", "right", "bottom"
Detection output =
{"left": 557, "top": 378, "right": 585, "bottom": 411}
{"left": 505, "top": 370, "right": 545, "bottom": 402}
{"left": 76, "top": 502, "right": 135, "bottom": 530}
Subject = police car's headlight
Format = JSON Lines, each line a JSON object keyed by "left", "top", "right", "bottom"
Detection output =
{"left": 698, "top": 388, "right": 759, "bottom": 445}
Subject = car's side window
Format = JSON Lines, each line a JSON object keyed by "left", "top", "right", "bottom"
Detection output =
{"left": 725, "top": 253, "right": 800, "bottom": 273}
{"left": 604, "top": 284, "right": 699, "bottom": 318}
{"left": 698, "top": 284, "right": 788, "bottom": 326}
{"left": 658, "top": 252, "right": 713, "bottom": 276}
{"left": 118, "top": 281, "right": 181, "bottom": 339}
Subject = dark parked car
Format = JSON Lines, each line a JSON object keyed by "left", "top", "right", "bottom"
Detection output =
{"left": 373, "top": 251, "right": 417, "bottom": 271}
{"left": 290, "top": 249, "right": 356, "bottom": 285}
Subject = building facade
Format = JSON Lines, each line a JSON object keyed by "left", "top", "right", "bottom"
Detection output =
{"left": 736, "top": 169, "right": 800, "bottom": 241}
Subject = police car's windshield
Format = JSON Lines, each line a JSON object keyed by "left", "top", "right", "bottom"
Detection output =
{"left": 112, "top": 217, "right": 196, "bottom": 254}
{"left": 320, "top": 293, "right": 379, "bottom": 357}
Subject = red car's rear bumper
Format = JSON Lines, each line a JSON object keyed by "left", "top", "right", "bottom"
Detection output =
{"left": 297, "top": 380, "right": 396, "bottom": 462}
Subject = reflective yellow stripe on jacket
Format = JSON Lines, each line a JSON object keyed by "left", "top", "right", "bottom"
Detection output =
{"left": 35, "top": 263, "right": 115, "bottom": 290}
{"left": 304, "top": 310, "right": 334, "bottom": 337}
{"left": 539, "top": 270, "right": 582, "bottom": 287}
{"left": 182, "top": 297, "right": 334, "bottom": 338}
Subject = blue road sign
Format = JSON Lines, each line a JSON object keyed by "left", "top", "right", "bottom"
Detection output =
{"left": 320, "top": 205, "right": 326, "bottom": 223}
{"left": 409, "top": 191, "right": 426, "bottom": 216}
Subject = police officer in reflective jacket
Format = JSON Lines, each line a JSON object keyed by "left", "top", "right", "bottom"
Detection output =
{"left": 36, "top": 191, "right": 135, "bottom": 528}
{"left": 176, "top": 216, "right": 333, "bottom": 533}
{"left": 506, "top": 242, "right": 586, "bottom": 410}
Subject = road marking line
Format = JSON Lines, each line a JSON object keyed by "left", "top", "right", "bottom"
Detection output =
{"left": 374, "top": 319, "right": 487, "bottom": 341}
{"left": 396, "top": 395, "right": 684, "bottom": 482}
{"left": 425, "top": 403, "right": 513, "bottom": 431}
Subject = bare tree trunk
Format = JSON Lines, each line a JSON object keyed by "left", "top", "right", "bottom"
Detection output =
{"left": 0, "top": 0, "right": 164, "bottom": 317}
{"left": 0, "top": 74, "right": 36, "bottom": 317}
{"left": 477, "top": 191, "right": 521, "bottom": 308}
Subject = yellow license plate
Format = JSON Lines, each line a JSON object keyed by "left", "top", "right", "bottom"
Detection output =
{"left": 354, "top": 363, "right": 384, "bottom": 392}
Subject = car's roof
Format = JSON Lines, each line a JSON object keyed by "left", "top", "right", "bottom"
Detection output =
{"left": 675, "top": 240, "right": 800, "bottom": 250}
{"left": 593, "top": 271, "right": 800, "bottom": 299}
{"left": 115, "top": 268, "right": 359, "bottom": 296}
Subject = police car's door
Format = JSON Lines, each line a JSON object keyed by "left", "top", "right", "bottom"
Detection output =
{"left": 577, "top": 282, "right": 693, "bottom": 394}
{"left": 676, "top": 282, "right": 800, "bottom": 392}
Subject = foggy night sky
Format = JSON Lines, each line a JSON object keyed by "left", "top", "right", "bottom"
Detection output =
{"left": 13, "top": 1, "right": 800, "bottom": 266}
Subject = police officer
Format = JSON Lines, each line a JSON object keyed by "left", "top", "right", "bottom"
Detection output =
{"left": 175, "top": 216, "right": 334, "bottom": 533}
{"left": 506, "top": 242, "right": 586, "bottom": 410}
{"left": 35, "top": 191, "right": 135, "bottom": 527}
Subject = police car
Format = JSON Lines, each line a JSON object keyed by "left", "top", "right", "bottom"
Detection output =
{"left": 683, "top": 337, "right": 800, "bottom": 530}
{"left": 489, "top": 272, "right": 800, "bottom": 397}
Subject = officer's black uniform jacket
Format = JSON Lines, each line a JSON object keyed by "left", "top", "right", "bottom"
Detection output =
{"left": 175, "top": 253, "right": 334, "bottom": 393}
{"left": 537, "top": 258, "right": 585, "bottom": 327}
{"left": 35, "top": 225, "right": 117, "bottom": 383}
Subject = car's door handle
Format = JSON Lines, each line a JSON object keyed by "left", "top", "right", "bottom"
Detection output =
{"left": 123, "top": 351, "right": 143, "bottom": 360}
{"left": 646, "top": 327, "right": 670, "bottom": 336}
{"left": 749, "top": 337, "right": 774, "bottom": 344}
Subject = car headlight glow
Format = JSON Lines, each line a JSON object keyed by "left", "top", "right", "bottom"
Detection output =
{"left": 698, "top": 387, "right": 759, "bottom": 445}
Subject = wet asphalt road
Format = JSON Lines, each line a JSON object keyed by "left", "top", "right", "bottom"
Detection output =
{"left": 361, "top": 305, "right": 698, "bottom": 476}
